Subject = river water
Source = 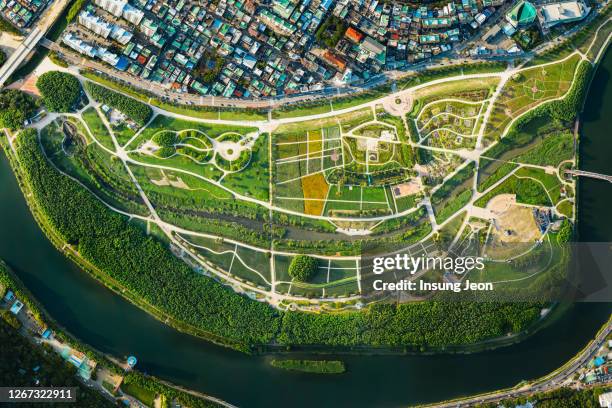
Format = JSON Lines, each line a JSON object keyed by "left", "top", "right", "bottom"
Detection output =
{"left": 0, "top": 52, "right": 611, "bottom": 407}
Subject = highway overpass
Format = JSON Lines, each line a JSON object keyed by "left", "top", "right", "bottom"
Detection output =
{"left": 0, "top": 28, "right": 45, "bottom": 87}
{"left": 0, "top": 0, "right": 71, "bottom": 87}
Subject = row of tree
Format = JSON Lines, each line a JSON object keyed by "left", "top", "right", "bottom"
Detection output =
{"left": 15, "top": 129, "right": 280, "bottom": 349}
{"left": 84, "top": 81, "right": 152, "bottom": 126}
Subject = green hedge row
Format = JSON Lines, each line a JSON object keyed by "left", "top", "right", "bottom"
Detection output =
{"left": 84, "top": 81, "right": 152, "bottom": 126}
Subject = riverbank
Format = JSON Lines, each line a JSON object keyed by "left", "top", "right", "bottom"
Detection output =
{"left": 0, "top": 133, "right": 263, "bottom": 354}
{"left": 0, "top": 258, "right": 232, "bottom": 408}
{"left": 0, "top": 39, "right": 611, "bottom": 408}
{"left": 415, "top": 314, "right": 612, "bottom": 407}
{"left": 417, "top": 26, "right": 612, "bottom": 408}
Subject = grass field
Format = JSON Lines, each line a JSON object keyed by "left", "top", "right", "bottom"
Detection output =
{"left": 131, "top": 115, "right": 258, "bottom": 149}
{"left": 220, "top": 134, "right": 269, "bottom": 201}
{"left": 274, "top": 108, "right": 374, "bottom": 134}
{"left": 475, "top": 174, "right": 552, "bottom": 208}
{"left": 122, "top": 382, "right": 156, "bottom": 407}
{"left": 514, "top": 166, "right": 563, "bottom": 205}
{"left": 128, "top": 150, "right": 225, "bottom": 181}
{"left": 413, "top": 77, "right": 498, "bottom": 103}
{"left": 477, "top": 160, "right": 519, "bottom": 193}
{"left": 556, "top": 199, "right": 573, "bottom": 219}
{"left": 82, "top": 108, "right": 115, "bottom": 151}
{"left": 324, "top": 185, "right": 389, "bottom": 215}
{"left": 485, "top": 55, "right": 580, "bottom": 140}
{"left": 40, "top": 121, "right": 147, "bottom": 216}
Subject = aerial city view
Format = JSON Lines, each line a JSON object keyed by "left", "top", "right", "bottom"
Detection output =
{"left": 0, "top": 0, "right": 611, "bottom": 406}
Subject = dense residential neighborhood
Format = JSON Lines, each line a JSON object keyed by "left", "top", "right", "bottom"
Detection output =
{"left": 2, "top": 0, "right": 591, "bottom": 99}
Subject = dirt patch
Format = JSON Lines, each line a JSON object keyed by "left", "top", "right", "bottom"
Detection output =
{"left": 392, "top": 179, "right": 422, "bottom": 197}
{"left": 150, "top": 170, "right": 190, "bottom": 189}
{"left": 485, "top": 195, "right": 541, "bottom": 259}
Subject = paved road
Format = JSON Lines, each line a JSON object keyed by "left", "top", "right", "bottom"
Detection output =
{"left": 36, "top": 3, "right": 610, "bottom": 110}
{"left": 427, "top": 318, "right": 612, "bottom": 407}
{"left": 40, "top": 37, "right": 513, "bottom": 110}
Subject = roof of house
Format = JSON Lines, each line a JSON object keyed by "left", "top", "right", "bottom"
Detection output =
{"left": 322, "top": 50, "right": 347, "bottom": 71}
{"left": 345, "top": 26, "right": 364, "bottom": 42}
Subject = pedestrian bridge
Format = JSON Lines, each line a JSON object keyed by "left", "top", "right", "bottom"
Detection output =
{"left": 565, "top": 169, "right": 612, "bottom": 182}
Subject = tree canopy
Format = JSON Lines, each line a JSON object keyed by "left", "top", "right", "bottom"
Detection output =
{"left": 288, "top": 255, "right": 319, "bottom": 282}
{"left": 36, "top": 71, "right": 81, "bottom": 112}
{"left": 0, "top": 89, "right": 37, "bottom": 130}
{"left": 84, "top": 81, "right": 152, "bottom": 126}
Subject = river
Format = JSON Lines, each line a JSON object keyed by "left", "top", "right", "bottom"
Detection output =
{"left": 0, "top": 51, "right": 611, "bottom": 407}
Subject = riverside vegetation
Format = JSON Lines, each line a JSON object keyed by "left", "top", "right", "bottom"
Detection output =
{"left": 270, "top": 359, "right": 346, "bottom": 374}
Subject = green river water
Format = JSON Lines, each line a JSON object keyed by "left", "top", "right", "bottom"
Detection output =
{"left": 0, "top": 51, "right": 611, "bottom": 407}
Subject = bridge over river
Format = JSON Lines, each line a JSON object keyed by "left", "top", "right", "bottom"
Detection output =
{"left": 565, "top": 169, "right": 612, "bottom": 182}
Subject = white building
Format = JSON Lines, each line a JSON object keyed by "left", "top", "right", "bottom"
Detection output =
{"left": 600, "top": 391, "right": 612, "bottom": 408}
{"left": 122, "top": 4, "right": 144, "bottom": 25}
{"left": 78, "top": 10, "right": 133, "bottom": 45}
{"left": 537, "top": 0, "right": 591, "bottom": 29}
{"left": 62, "top": 33, "right": 97, "bottom": 58}
{"left": 98, "top": 47, "right": 120, "bottom": 66}
{"left": 94, "top": 0, "right": 127, "bottom": 17}
{"left": 78, "top": 10, "right": 113, "bottom": 38}
{"left": 110, "top": 26, "right": 132, "bottom": 45}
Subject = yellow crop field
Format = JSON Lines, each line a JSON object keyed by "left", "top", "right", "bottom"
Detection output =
{"left": 307, "top": 130, "right": 323, "bottom": 154}
{"left": 301, "top": 173, "right": 329, "bottom": 216}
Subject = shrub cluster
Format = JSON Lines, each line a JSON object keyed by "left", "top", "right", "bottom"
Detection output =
{"left": 288, "top": 255, "right": 319, "bottom": 282}
{"left": 15, "top": 129, "right": 279, "bottom": 349}
{"left": 0, "top": 89, "right": 37, "bottom": 130}
{"left": 270, "top": 359, "right": 345, "bottom": 374}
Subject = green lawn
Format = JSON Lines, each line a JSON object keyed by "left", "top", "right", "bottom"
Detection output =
{"left": 485, "top": 54, "right": 580, "bottom": 139}
{"left": 477, "top": 160, "right": 519, "bottom": 193}
{"left": 475, "top": 175, "right": 551, "bottom": 207}
{"left": 220, "top": 134, "right": 270, "bottom": 201}
{"left": 82, "top": 108, "right": 115, "bottom": 151}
